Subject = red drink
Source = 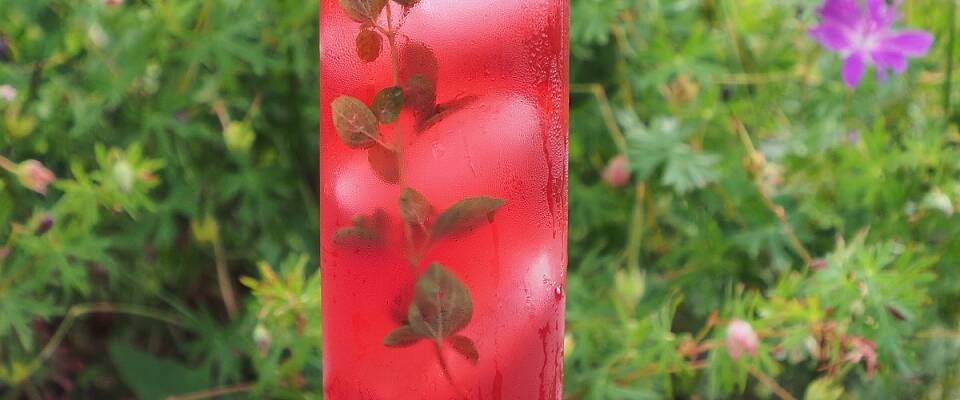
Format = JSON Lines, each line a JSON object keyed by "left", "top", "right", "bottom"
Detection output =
{"left": 320, "top": 1, "right": 568, "bottom": 398}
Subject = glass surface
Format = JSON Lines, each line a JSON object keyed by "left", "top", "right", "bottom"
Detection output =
{"left": 320, "top": 0, "right": 568, "bottom": 398}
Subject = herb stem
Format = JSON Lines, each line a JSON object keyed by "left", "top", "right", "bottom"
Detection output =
{"left": 385, "top": 4, "right": 400, "bottom": 86}
{"left": 166, "top": 383, "right": 255, "bottom": 400}
{"left": 433, "top": 340, "right": 467, "bottom": 399}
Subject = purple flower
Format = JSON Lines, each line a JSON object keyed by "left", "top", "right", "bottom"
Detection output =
{"left": 809, "top": 0, "right": 933, "bottom": 87}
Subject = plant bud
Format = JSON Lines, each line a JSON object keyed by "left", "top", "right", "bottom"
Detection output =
{"left": 726, "top": 319, "right": 759, "bottom": 360}
{"left": 17, "top": 160, "right": 55, "bottom": 196}
{"left": 603, "top": 154, "right": 631, "bottom": 188}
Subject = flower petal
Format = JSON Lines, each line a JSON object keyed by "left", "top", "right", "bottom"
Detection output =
{"left": 809, "top": 23, "right": 853, "bottom": 51}
{"left": 880, "top": 30, "right": 934, "bottom": 57}
{"left": 870, "top": 50, "right": 907, "bottom": 73}
{"left": 843, "top": 53, "right": 866, "bottom": 88}
{"left": 818, "top": 0, "right": 863, "bottom": 26}
{"left": 867, "top": 0, "right": 900, "bottom": 27}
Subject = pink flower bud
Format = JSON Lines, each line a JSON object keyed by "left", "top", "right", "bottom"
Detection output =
{"left": 725, "top": 319, "right": 759, "bottom": 360}
{"left": 603, "top": 154, "right": 631, "bottom": 188}
{"left": 17, "top": 160, "right": 56, "bottom": 196}
{"left": 104, "top": 0, "right": 124, "bottom": 6}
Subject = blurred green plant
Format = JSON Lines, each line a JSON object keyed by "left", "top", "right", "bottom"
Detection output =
{"left": 1, "top": 0, "right": 319, "bottom": 398}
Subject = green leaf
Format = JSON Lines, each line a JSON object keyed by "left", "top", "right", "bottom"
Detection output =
{"left": 109, "top": 341, "right": 209, "bottom": 400}
{"left": 332, "top": 96, "right": 380, "bottom": 149}
{"left": 447, "top": 335, "right": 479, "bottom": 365}
{"left": 384, "top": 325, "right": 423, "bottom": 347}
{"left": 624, "top": 116, "right": 687, "bottom": 179}
{"left": 431, "top": 197, "right": 505, "bottom": 240}
{"left": 662, "top": 147, "right": 719, "bottom": 194}
{"left": 338, "top": 0, "right": 388, "bottom": 22}
{"left": 368, "top": 144, "right": 400, "bottom": 184}
{"left": 399, "top": 187, "right": 432, "bottom": 226}
{"left": 356, "top": 30, "right": 382, "bottom": 63}
{"left": 408, "top": 263, "right": 473, "bottom": 340}
{"left": 372, "top": 86, "right": 405, "bottom": 124}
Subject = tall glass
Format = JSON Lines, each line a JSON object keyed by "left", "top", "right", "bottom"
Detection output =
{"left": 320, "top": 0, "right": 568, "bottom": 398}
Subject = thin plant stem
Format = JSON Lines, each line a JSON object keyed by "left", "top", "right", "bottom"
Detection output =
{"left": 626, "top": 183, "right": 646, "bottom": 271}
{"left": 720, "top": 0, "right": 814, "bottom": 267}
{"left": 570, "top": 83, "right": 628, "bottom": 152}
{"left": 945, "top": 0, "right": 958, "bottom": 124}
{"left": 749, "top": 365, "right": 797, "bottom": 400}
{"left": 385, "top": 5, "right": 400, "bottom": 86}
{"left": 732, "top": 120, "right": 815, "bottom": 267}
{"left": 213, "top": 224, "right": 238, "bottom": 318}
{"left": 0, "top": 155, "right": 18, "bottom": 172}
{"left": 433, "top": 341, "right": 466, "bottom": 399}
{"left": 165, "top": 383, "right": 255, "bottom": 400}
{"left": 15, "top": 302, "right": 184, "bottom": 384}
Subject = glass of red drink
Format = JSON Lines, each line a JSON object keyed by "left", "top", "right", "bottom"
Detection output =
{"left": 320, "top": 0, "right": 568, "bottom": 398}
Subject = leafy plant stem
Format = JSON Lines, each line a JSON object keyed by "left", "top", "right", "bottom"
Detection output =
{"left": 15, "top": 303, "right": 185, "bottom": 384}
{"left": 732, "top": 119, "right": 814, "bottom": 267}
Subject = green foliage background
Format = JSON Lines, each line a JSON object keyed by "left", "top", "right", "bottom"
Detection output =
{"left": 1, "top": 0, "right": 959, "bottom": 398}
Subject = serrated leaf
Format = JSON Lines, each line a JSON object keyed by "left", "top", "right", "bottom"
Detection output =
{"left": 431, "top": 197, "right": 505, "bottom": 240}
{"left": 625, "top": 117, "right": 686, "bottom": 179}
{"left": 356, "top": 30, "right": 382, "bottom": 62}
{"left": 384, "top": 325, "right": 423, "bottom": 347}
{"left": 332, "top": 96, "right": 380, "bottom": 149}
{"left": 447, "top": 335, "right": 479, "bottom": 365}
{"left": 338, "top": 0, "right": 388, "bottom": 22}
{"left": 399, "top": 188, "right": 432, "bottom": 226}
{"left": 408, "top": 263, "right": 473, "bottom": 340}
{"left": 662, "top": 147, "right": 719, "bottom": 194}
{"left": 372, "top": 86, "right": 404, "bottom": 124}
{"left": 368, "top": 143, "right": 400, "bottom": 184}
